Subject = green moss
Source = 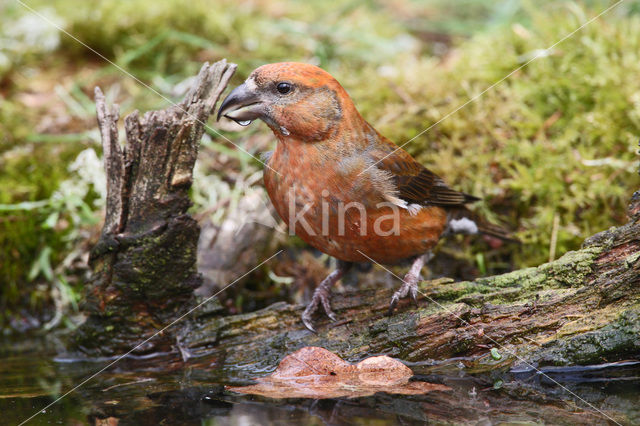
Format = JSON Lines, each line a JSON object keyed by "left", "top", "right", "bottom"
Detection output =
{"left": 474, "top": 245, "right": 602, "bottom": 291}
{"left": 23, "top": 0, "right": 416, "bottom": 83}
{"left": 422, "top": 243, "right": 603, "bottom": 307}
{"left": 347, "top": 3, "right": 640, "bottom": 269}
{"left": 531, "top": 305, "right": 640, "bottom": 365}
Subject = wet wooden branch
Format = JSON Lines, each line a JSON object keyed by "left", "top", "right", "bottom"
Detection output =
{"left": 183, "top": 190, "right": 640, "bottom": 373}
{"left": 76, "top": 60, "right": 237, "bottom": 354}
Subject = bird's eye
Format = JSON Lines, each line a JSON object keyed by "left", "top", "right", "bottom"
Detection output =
{"left": 276, "top": 82, "right": 293, "bottom": 95}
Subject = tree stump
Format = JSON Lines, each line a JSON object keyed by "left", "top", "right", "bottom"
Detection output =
{"left": 76, "top": 60, "right": 236, "bottom": 354}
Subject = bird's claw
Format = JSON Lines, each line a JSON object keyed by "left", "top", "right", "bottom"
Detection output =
{"left": 387, "top": 272, "right": 420, "bottom": 315}
{"left": 320, "top": 291, "right": 337, "bottom": 322}
{"left": 411, "top": 286, "right": 419, "bottom": 306}
{"left": 387, "top": 294, "right": 400, "bottom": 316}
{"left": 302, "top": 285, "right": 336, "bottom": 332}
{"left": 301, "top": 309, "right": 317, "bottom": 333}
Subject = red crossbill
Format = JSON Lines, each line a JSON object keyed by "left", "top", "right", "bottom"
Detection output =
{"left": 218, "top": 62, "right": 515, "bottom": 331}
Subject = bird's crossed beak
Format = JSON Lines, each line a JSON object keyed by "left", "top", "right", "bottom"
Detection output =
{"left": 216, "top": 83, "right": 264, "bottom": 126}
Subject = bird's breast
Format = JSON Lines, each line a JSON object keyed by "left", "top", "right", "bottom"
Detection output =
{"left": 263, "top": 141, "right": 447, "bottom": 264}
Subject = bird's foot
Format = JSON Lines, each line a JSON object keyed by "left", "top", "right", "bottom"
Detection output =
{"left": 301, "top": 261, "right": 352, "bottom": 332}
{"left": 387, "top": 272, "right": 420, "bottom": 315}
{"left": 387, "top": 255, "right": 426, "bottom": 315}
{"left": 302, "top": 284, "right": 336, "bottom": 332}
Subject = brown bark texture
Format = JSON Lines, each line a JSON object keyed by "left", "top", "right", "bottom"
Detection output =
{"left": 76, "top": 60, "right": 236, "bottom": 354}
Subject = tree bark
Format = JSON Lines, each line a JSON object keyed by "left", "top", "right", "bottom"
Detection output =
{"left": 76, "top": 60, "right": 236, "bottom": 354}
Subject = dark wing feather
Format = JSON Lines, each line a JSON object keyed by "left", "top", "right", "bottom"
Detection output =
{"left": 369, "top": 137, "right": 479, "bottom": 206}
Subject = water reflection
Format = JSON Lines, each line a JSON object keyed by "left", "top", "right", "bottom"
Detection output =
{"left": 1, "top": 335, "right": 638, "bottom": 425}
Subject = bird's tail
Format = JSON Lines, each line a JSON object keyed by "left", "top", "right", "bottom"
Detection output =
{"left": 446, "top": 207, "right": 519, "bottom": 243}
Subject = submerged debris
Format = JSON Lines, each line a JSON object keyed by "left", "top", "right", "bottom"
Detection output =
{"left": 226, "top": 346, "right": 450, "bottom": 399}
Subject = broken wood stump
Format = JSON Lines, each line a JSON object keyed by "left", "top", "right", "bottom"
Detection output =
{"left": 76, "top": 60, "right": 236, "bottom": 354}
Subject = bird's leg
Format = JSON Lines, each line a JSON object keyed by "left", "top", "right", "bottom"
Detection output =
{"left": 387, "top": 254, "right": 427, "bottom": 315}
{"left": 302, "top": 260, "right": 352, "bottom": 332}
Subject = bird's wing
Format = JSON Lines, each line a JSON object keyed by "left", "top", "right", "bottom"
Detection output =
{"left": 368, "top": 138, "right": 479, "bottom": 206}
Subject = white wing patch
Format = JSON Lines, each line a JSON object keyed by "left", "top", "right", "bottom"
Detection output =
{"left": 407, "top": 203, "right": 423, "bottom": 215}
{"left": 381, "top": 193, "right": 422, "bottom": 216}
{"left": 449, "top": 217, "right": 479, "bottom": 234}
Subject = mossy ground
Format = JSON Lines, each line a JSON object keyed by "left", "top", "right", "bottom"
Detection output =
{"left": 1, "top": 0, "right": 638, "bottom": 331}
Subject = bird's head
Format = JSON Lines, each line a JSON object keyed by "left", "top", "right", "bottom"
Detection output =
{"left": 217, "top": 62, "right": 357, "bottom": 141}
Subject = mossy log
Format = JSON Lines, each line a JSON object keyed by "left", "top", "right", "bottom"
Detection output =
{"left": 183, "top": 191, "right": 640, "bottom": 373}
{"left": 76, "top": 60, "right": 236, "bottom": 354}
